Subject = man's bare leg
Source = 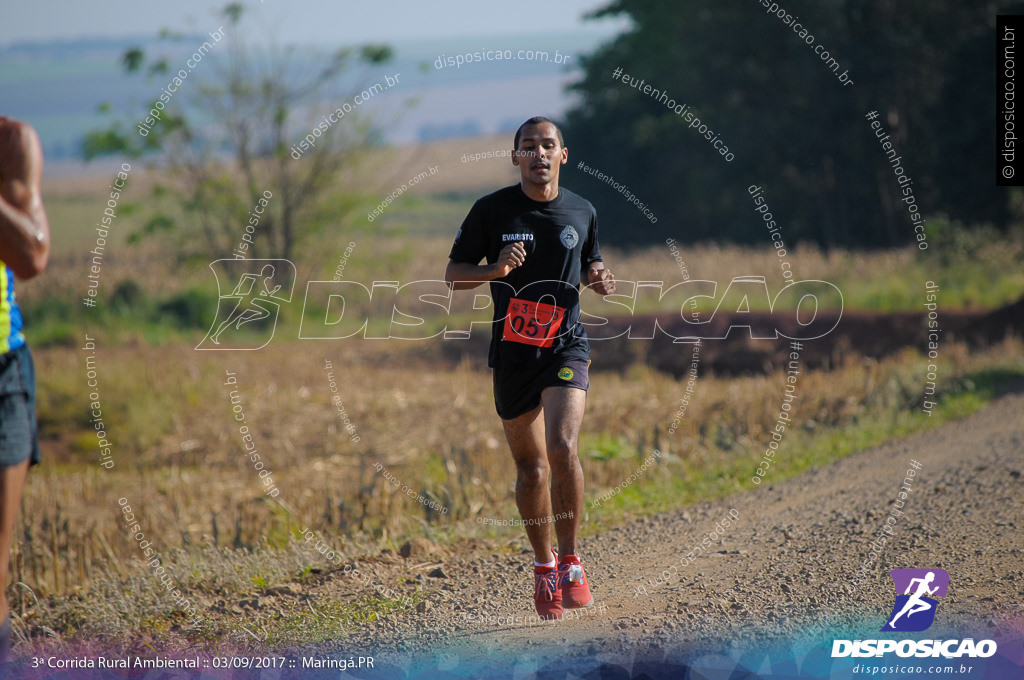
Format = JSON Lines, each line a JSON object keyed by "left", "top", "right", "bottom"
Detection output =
{"left": 501, "top": 405, "right": 554, "bottom": 563}
{"left": 540, "top": 386, "right": 586, "bottom": 557}
{"left": 0, "top": 460, "right": 29, "bottom": 623}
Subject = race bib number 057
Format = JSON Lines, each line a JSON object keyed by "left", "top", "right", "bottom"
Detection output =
{"left": 502, "top": 297, "right": 566, "bottom": 347}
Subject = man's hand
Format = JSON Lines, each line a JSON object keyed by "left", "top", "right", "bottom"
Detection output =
{"left": 587, "top": 265, "right": 616, "bottom": 295}
{"left": 495, "top": 241, "right": 526, "bottom": 278}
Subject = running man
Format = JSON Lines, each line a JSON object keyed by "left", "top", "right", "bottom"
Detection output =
{"left": 445, "top": 116, "right": 615, "bottom": 619}
{"left": 0, "top": 116, "right": 51, "bottom": 662}
{"left": 888, "top": 571, "right": 939, "bottom": 628}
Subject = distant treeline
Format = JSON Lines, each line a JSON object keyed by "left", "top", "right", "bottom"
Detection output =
{"left": 565, "top": 0, "right": 1017, "bottom": 249}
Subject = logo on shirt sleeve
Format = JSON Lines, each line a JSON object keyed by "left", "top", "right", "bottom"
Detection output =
{"left": 559, "top": 225, "right": 579, "bottom": 249}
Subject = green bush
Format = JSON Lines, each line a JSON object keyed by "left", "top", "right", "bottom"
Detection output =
{"left": 155, "top": 287, "right": 218, "bottom": 329}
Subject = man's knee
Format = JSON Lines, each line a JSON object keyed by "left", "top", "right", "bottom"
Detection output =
{"left": 546, "top": 436, "right": 578, "bottom": 468}
{"left": 516, "top": 461, "right": 549, "bottom": 486}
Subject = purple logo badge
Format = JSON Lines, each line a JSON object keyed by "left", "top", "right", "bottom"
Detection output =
{"left": 881, "top": 568, "right": 949, "bottom": 632}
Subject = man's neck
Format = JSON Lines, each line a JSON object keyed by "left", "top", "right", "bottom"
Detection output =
{"left": 520, "top": 180, "right": 559, "bottom": 202}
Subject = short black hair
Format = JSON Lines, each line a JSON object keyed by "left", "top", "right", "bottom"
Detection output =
{"left": 514, "top": 116, "right": 564, "bottom": 150}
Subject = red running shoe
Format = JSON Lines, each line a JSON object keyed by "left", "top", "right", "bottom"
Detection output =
{"left": 558, "top": 554, "right": 593, "bottom": 609}
{"left": 534, "top": 552, "right": 563, "bottom": 620}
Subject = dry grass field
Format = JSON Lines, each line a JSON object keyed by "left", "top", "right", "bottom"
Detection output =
{"left": 5, "top": 136, "right": 1022, "bottom": 653}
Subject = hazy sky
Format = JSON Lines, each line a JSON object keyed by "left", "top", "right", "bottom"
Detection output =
{"left": 2, "top": 0, "right": 629, "bottom": 45}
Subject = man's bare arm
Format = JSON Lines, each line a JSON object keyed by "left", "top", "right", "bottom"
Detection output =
{"left": 445, "top": 241, "right": 526, "bottom": 291}
{"left": 0, "top": 117, "right": 50, "bottom": 279}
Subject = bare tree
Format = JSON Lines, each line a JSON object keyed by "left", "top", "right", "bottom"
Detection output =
{"left": 83, "top": 2, "right": 394, "bottom": 263}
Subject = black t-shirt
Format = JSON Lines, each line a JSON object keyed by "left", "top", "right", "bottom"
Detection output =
{"left": 448, "top": 184, "right": 603, "bottom": 368}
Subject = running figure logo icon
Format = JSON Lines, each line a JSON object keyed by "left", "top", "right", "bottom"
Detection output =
{"left": 880, "top": 568, "right": 949, "bottom": 632}
{"left": 197, "top": 259, "right": 295, "bottom": 350}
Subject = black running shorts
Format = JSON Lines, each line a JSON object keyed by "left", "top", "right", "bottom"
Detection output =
{"left": 0, "top": 344, "right": 40, "bottom": 467}
{"left": 492, "top": 355, "right": 590, "bottom": 420}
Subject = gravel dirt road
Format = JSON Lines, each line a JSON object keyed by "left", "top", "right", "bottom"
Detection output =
{"left": 288, "top": 387, "right": 1023, "bottom": 677}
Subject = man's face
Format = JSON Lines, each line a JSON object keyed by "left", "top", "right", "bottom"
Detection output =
{"left": 512, "top": 122, "right": 567, "bottom": 187}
